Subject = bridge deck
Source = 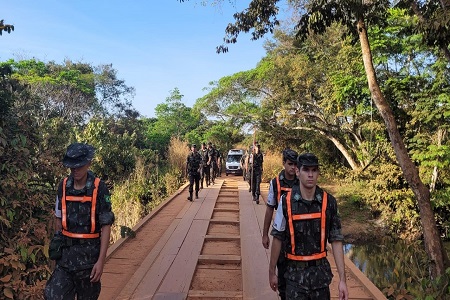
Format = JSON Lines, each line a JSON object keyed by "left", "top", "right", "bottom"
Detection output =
{"left": 99, "top": 177, "right": 386, "bottom": 300}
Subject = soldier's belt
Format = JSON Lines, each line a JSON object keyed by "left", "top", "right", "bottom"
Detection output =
{"left": 294, "top": 258, "right": 326, "bottom": 268}
{"left": 65, "top": 237, "right": 100, "bottom": 246}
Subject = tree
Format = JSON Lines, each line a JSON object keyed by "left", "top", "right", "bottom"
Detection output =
{"left": 396, "top": 0, "right": 450, "bottom": 61}
{"left": 195, "top": 0, "right": 448, "bottom": 278}
{"left": 146, "top": 88, "right": 201, "bottom": 154}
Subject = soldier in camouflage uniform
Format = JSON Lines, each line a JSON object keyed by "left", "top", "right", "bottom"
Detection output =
{"left": 207, "top": 142, "right": 217, "bottom": 185}
{"left": 250, "top": 144, "right": 264, "bottom": 204}
{"left": 45, "top": 143, "right": 115, "bottom": 300}
{"left": 186, "top": 144, "right": 202, "bottom": 201}
{"left": 199, "top": 143, "right": 209, "bottom": 189}
{"left": 262, "top": 149, "right": 298, "bottom": 300}
{"left": 269, "top": 153, "right": 349, "bottom": 300}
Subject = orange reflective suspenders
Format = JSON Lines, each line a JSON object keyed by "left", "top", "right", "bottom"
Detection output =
{"left": 276, "top": 176, "right": 292, "bottom": 204}
{"left": 286, "top": 190, "right": 328, "bottom": 261}
{"left": 61, "top": 177, "right": 101, "bottom": 239}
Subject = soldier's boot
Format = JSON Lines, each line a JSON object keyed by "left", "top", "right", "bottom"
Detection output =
{"left": 255, "top": 194, "right": 260, "bottom": 205}
{"left": 200, "top": 182, "right": 203, "bottom": 189}
{"left": 195, "top": 191, "right": 199, "bottom": 199}
{"left": 187, "top": 192, "right": 193, "bottom": 201}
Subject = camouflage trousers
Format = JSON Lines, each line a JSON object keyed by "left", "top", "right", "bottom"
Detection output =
{"left": 285, "top": 281, "right": 330, "bottom": 299}
{"left": 44, "top": 264, "right": 100, "bottom": 300}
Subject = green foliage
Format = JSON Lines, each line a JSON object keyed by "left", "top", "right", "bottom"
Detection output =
{"left": 77, "top": 117, "right": 139, "bottom": 182}
{"left": 0, "top": 112, "right": 54, "bottom": 299}
{"left": 146, "top": 88, "right": 201, "bottom": 155}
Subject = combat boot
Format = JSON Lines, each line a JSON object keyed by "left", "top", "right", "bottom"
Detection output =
{"left": 255, "top": 195, "right": 260, "bottom": 205}
{"left": 195, "top": 191, "right": 199, "bottom": 199}
{"left": 187, "top": 192, "right": 193, "bottom": 201}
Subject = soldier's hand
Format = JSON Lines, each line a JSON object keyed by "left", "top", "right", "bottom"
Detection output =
{"left": 269, "top": 273, "right": 278, "bottom": 291}
{"left": 262, "top": 235, "right": 270, "bottom": 249}
{"left": 90, "top": 260, "right": 104, "bottom": 282}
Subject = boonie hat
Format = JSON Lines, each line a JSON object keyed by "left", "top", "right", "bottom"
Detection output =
{"left": 297, "top": 153, "right": 320, "bottom": 167}
{"left": 62, "top": 143, "right": 95, "bottom": 168}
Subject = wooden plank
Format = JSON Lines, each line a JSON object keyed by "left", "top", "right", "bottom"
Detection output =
{"left": 128, "top": 200, "right": 206, "bottom": 298}
{"left": 205, "top": 234, "right": 240, "bottom": 241}
{"left": 198, "top": 254, "right": 241, "bottom": 264}
{"left": 153, "top": 219, "right": 210, "bottom": 296}
{"left": 239, "top": 181, "right": 277, "bottom": 300}
{"left": 188, "top": 290, "right": 243, "bottom": 298}
{"left": 209, "top": 219, "right": 240, "bottom": 225}
{"left": 114, "top": 219, "right": 181, "bottom": 299}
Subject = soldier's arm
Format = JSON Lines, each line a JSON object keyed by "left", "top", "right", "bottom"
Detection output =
{"left": 269, "top": 236, "right": 281, "bottom": 291}
{"left": 262, "top": 180, "right": 276, "bottom": 249}
{"left": 331, "top": 241, "right": 348, "bottom": 300}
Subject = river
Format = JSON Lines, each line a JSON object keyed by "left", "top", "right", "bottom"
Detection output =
{"left": 344, "top": 238, "right": 450, "bottom": 298}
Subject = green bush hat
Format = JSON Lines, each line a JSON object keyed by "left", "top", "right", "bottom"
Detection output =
{"left": 62, "top": 143, "right": 95, "bottom": 168}
{"left": 297, "top": 153, "right": 320, "bottom": 168}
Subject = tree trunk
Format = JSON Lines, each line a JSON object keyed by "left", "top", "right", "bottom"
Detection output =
{"left": 357, "top": 18, "right": 448, "bottom": 278}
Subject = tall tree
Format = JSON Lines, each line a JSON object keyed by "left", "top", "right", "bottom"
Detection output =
{"left": 194, "top": 0, "right": 448, "bottom": 277}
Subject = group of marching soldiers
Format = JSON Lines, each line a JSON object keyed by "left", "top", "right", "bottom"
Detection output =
{"left": 185, "top": 142, "right": 222, "bottom": 201}
{"left": 240, "top": 143, "right": 264, "bottom": 204}
{"left": 186, "top": 141, "right": 264, "bottom": 205}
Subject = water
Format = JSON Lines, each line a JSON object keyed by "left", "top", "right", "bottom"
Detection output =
{"left": 344, "top": 238, "right": 450, "bottom": 298}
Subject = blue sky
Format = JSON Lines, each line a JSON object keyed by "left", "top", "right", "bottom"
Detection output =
{"left": 1, "top": 1, "right": 277, "bottom": 118}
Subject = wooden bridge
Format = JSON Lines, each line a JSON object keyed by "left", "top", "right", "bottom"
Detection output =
{"left": 99, "top": 177, "right": 387, "bottom": 300}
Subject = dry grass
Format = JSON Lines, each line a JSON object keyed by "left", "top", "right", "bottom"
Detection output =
{"left": 262, "top": 151, "right": 284, "bottom": 182}
{"left": 110, "top": 158, "right": 148, "bottom": 242}
{"left": 168, "top": 136, "right": 190, "bottom": 177}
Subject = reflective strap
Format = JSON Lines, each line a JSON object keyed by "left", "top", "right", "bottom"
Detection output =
{"left": 65, "top": 195, "right": 93, "bottom": 203}
{"left": 276, "top": 176, "right": 291, "bottom": 204}
{"left": 286, "top": 251, "right": 327, "bottom": 261}
{"left": 320, "top": 192, "right": 328, "bottom": 252}
{"left": 276, "top": 177, "right": 281, "bottom": 203}
{"left": 91, "top": 178, "right": 100, "bottom": 233}
{"left": 62, "top": 230, "right": 100, "bottom": 239}
{"left": 286, "top": 190, "right": 295, "bottom": 254}
{"left": 61, "top": 178, "right": 68, "bottom": 231}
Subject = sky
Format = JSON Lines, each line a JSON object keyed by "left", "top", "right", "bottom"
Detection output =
{"left": 1, "top": 1, "right": 277, "bottom": 118}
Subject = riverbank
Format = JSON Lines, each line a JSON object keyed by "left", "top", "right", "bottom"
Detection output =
{"left": 320, "top": 182, "right": 388, "bottom": 244}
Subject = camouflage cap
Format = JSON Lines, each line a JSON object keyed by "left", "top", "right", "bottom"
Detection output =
{"left": 191, "top": 144, "right": 197, "bottom": 148}
{"left": 283, "top": 149, "right": 298, "bottom": 163}
{"left": 62, "top": 143, "right": 95, "bottom": 168}
{"left": 297, "top": 153, "right": 320, "bottom": 167}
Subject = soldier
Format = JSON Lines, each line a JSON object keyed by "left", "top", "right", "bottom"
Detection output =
{"left": 199, "top": 143, "right": 209, "bottom": 189}
{"left": 186, "top": 144, "right": 202, "bottom": 201}
{"left": 216, "top": 147, "right": 223, "bottom": 177}
{"left": 45, "top": 143, "right": 115, "bottom": 300}
{"left": 207, "top": 142, "right": 217, "bottom": 185}
{"left": 262, "top": 149, "right": 298, "bottom": 300}
{"left": 250, "top": 143, "right": 264, "bottom": 204}
{"left": 269, "top": 153, "right": 349, "bottom": 300}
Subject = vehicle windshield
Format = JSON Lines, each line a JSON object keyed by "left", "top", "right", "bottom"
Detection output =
{"left": 226, "top": 155, "right": 241, "bottom": 163}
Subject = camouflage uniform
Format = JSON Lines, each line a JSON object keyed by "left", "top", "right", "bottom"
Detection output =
{"left": 186, "top": 147, "right": 202, "bottom": 200}
{"left": 250, "top": 147, "right": 264, "bottom": 202}
{"left": 271, "top": 185, "right": 344, "bottom": 299}
{"left": 207, "top": 144, "right": 217, "bottom": 184}
{"left": 199, "top": 144, "right": 209, "bottom": 188}
{"left": 267, "top": 169, "right": 298, "bottom": 300}
{"left": 45, "top": 143, "right": 114, "bottom": 300}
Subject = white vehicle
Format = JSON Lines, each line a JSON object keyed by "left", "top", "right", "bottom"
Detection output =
{"left": 225, "top": 149, "right": 245, "bottom": 176}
